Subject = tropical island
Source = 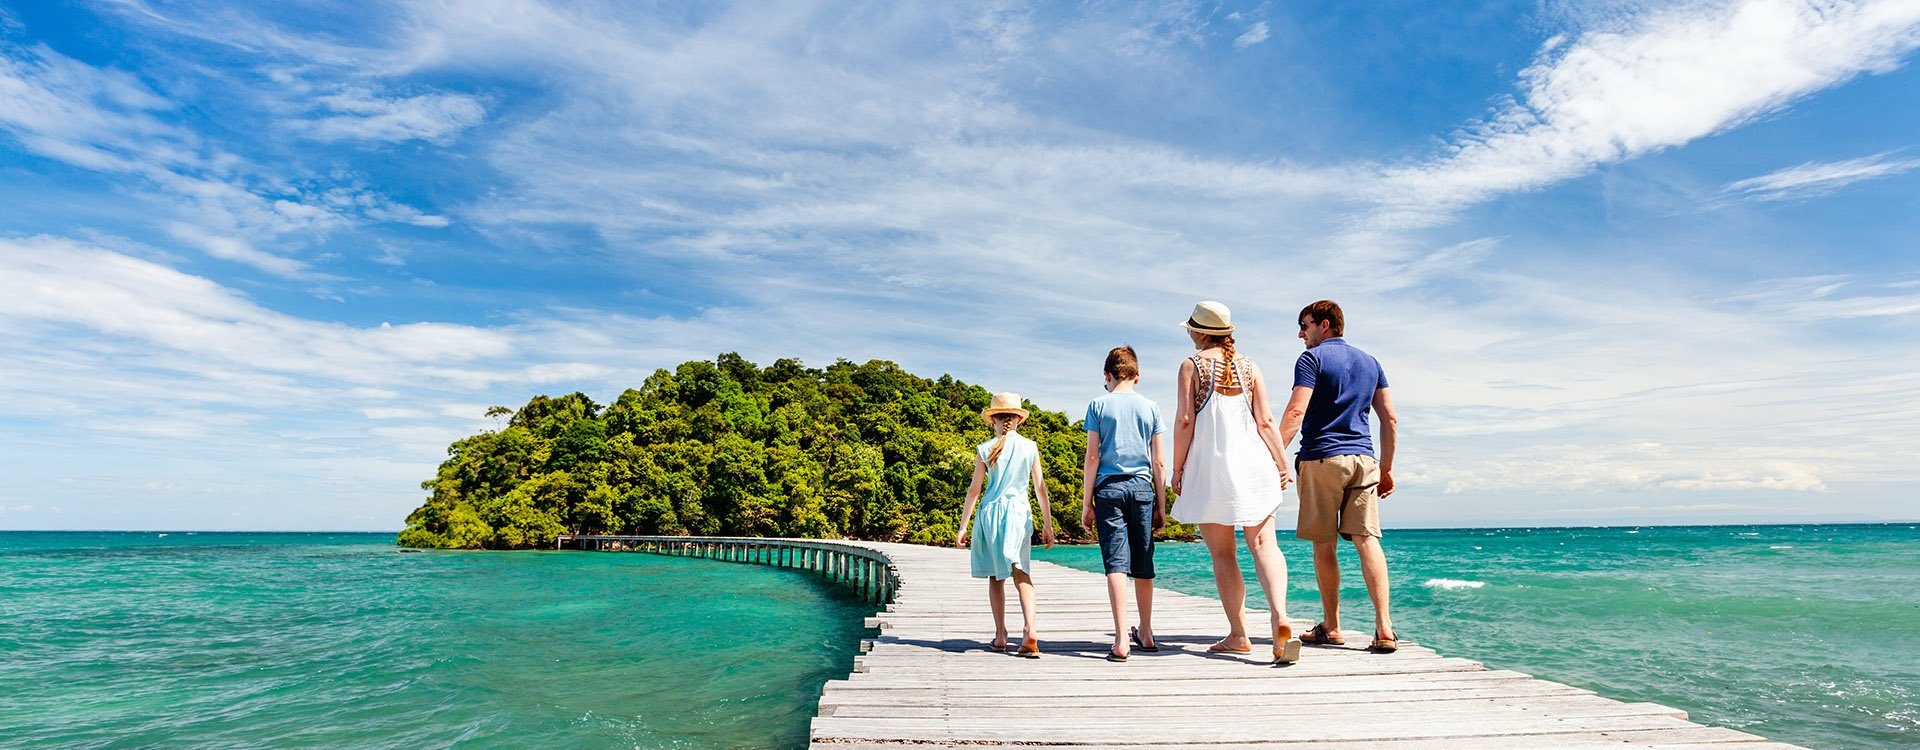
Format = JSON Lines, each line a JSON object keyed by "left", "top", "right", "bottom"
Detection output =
{"left": 398, "top": 354, "right": 1188, "bottom": 549}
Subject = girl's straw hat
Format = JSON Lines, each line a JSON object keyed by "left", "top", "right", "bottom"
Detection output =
{"left": 1183, "top": 300, "right": 1234, "bottom": 335}
{"left": 980, "top": 392, "right": 1030, "bottom": 421}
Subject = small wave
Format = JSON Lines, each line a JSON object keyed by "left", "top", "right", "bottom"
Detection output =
{"left": 1423, "top": 578, "right": 1486, "bottom": 590}
{"left": 1770, "top": 545, "right": 1793, "bottom": 550}
{"left": 1626, "top": 529, "right": 1640, "bottom": 534}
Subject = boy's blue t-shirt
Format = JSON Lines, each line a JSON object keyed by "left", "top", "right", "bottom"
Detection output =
{"left": 1293, "top": 338, "right": 1389, "bottom": 461}
{"left": 1083, "top": 391, "right": 1166, "bottom": 481}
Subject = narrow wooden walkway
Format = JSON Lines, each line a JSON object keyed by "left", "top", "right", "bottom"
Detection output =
{"left": 562, "top": 536, "right": 1810, "bottom": 749}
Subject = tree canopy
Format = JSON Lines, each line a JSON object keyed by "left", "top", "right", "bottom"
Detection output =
{"left": 398, "top": 354, "right": 1190, "bottom": 549}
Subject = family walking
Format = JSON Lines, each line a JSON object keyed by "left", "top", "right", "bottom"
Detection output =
{"left": 954, "top": 299, "right": 1400, "bottom": 663}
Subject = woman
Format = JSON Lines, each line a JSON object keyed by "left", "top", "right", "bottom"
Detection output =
{"left": 1170, "top": 301, "right": 1301, "bottom": 664}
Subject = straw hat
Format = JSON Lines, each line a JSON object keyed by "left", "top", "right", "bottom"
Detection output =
{"left": 1182, "top": 300, "right": 1234, "bottom": 335}
{"left": 980, "top": 392, "right": 1030, "bottom": 421}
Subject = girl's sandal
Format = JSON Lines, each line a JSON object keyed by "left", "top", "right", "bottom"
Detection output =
{"left": 1272, "top": 623, "right": 1302, "bottom": 664}
{"left": 988, "top": 638, "right": 1009, "bottom": 652}
{"left": 1105, "top": 647, "right": 1129, "bottom": 662}
{"left": 1017, "top": 637, "right": 1041, "bottom": 659}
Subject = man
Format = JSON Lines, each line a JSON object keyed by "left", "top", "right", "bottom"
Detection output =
{"left": 1279, "top": 300, "right": 1400, "bottom": 652}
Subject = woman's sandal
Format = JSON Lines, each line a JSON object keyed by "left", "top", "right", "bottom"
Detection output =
{"left": 1129, "top": 627, "right": 1159, "bottom": 652}
{"left": 1273, "top": 623, "right": 1302, "bottom": 664}
{"left": 988, "top": 638, "right": 1009, "bottom": 653}
{"left": 1369, "top": 629, "right": 1399, "bottom": 653}
{"left": 1300, "top": 622, "right": 1346, "bottom": 646}
{"left": 1106, "top": 647, "right": 1129, "bottom": 662}
{"left": 1018, "top": 636, "right": 1041, "bottom": 659}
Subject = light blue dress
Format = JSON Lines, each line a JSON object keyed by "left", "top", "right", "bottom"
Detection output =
{"left": 970, "top": 433, "right": 1038, "bottom": 579}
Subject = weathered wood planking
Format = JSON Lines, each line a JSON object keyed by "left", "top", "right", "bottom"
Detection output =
{"left": 560, "top": 536, "right": 1808, "bottom": 749}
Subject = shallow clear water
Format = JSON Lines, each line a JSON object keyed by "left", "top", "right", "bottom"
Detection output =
{"left": 1036, "top": 523, "right": 1920, "bottom": 750}
{"left": 0, "top": 532, "right": 875, "bottom": 749}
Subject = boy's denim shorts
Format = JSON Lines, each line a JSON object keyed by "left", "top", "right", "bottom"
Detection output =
{"left": 1093, "top": 474, "right": 1156, "bottom": 579}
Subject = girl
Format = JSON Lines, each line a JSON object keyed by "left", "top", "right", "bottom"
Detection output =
{"left": 956, "top": 392, "right": 1056, "bottom": 658}
{"left": 1170, "top": 301, "right": 1302, "bottom": 665}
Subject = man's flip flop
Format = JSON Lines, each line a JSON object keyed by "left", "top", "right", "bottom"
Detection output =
{"left": 1129, "top": 627, "right": 1159, "bottom": 652}
{"left": 1300, "top": 623, "right": 1346, "bottom": 646}
{"left": 1369, "top": 630, "right": 1399, "bottom": 653}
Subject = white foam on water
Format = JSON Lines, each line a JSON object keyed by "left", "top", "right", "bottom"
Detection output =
{"left": 1626, "top": 529, "right": 1640, "bottom": 534}
{"left": 1770, "top": 545, "right": 1793, "bottom": 549}
{"left": 1423, "top": 578, "right": 1486, "bottom": 590}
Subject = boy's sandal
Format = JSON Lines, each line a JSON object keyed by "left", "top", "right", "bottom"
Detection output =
{"left": 1301, "top": 623, "right": 1346, "bottom": 645}
{"left": 1369, "top": 630, "right": 1399, "bottom": 653}
{"left": 1206, "top": 639, "right": 1253, "bottom": 654}
{"left": 1129, "top": 627, "right": 1159, "bottom": 652}
{"left": 1018, "top": 637, "right": 1042, "bottom": 659}
{"left": 1106, "top": 647, "right": 1129, "bottom": 662}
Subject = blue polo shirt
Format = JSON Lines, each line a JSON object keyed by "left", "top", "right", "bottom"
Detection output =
{"left": 1293, "top": 338, "right": 1388, "bottom": 461}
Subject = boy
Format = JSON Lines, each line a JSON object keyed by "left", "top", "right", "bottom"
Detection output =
{"left": 1079, "top": 345, "right": 1168, "bottom": 662}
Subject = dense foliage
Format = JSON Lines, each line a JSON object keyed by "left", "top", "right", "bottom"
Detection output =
{"left": 398, "top": 354, "right": 1185, "bottom": 550}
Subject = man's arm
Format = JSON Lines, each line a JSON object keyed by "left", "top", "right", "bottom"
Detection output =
{"left": 1279, "top": 386, "right": 1312, "bottom": 449}
{"left": 1372, "top": 387, "right": 1398, "bottom": 498}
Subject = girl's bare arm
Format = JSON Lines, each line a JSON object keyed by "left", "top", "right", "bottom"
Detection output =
{"left": 1030, "top": 460, "right": 1055, "bottom": 548}
{"left": 955, "top": 459, "right": 987, "bottom": 546}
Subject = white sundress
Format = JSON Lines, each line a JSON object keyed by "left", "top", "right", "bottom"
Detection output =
{"left": 1174, "top": 356, "right": 1288, "bottom": 527}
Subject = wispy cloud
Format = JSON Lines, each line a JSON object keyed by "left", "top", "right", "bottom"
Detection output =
{"left": 1723, "top": 150, "right": 1920, "bottom": 200}
{"left": 1233, "top": 21, "right": 1270, "bottom": 48}
{"left": 1365, "top": 0, "right": 1920, "bottom": 235}
{"left": 293, "top": 88, "right": 486, "bottom": 143}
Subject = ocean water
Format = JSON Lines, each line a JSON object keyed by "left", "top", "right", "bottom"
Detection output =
{"left": 1036, "top": 523, "right": 1920, "bottom": 750}
{"left": 0, "top": 532, "right": 875, "bottom": 749}
{"left": 3, "top": 527, "right": 1913, "bottom": 750}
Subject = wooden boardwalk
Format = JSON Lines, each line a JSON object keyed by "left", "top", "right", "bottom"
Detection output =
{"left": 562, "top": 536, "right": 1810, "bottom": 749}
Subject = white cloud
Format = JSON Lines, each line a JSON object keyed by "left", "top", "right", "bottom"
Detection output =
{"left": 0, "top": 43, "right": 452, "bottom": 277}
{"left": 1369, "top": 0, "right": 1920, "bottom": 234}
{"left": 1723, "top": 150, "right": 1920, "bottom": 200}
{"left": 295, "top": 88, "right": 485, "bottom": 143}
{"left": 1233, "top": 21, "right": 1270, "bottom": 48}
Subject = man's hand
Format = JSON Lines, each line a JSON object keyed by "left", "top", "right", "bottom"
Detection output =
{"left": 1080, "top": 504, "right": 1095, "bottom": 531}
{"left": 1379, "top": 469, "right": 1395, "bottom": 498}
{"left": 1152, "top": 505, "right": 1167, "bottom": 531}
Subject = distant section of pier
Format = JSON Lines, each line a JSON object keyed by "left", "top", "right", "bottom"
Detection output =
{"left": 560, "top": 535, "right": 1808, "bottom": 749}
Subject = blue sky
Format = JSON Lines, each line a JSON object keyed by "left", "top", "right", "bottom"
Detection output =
{"left": 2, "top": 0, "right": 1917, "bottom": 531}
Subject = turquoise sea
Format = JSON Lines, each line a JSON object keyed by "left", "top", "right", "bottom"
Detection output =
{"left": 1, "top": 525, "right": 1914, "bottom": 749}
{"left": 0, "top": 533, "right": 875, "bottom": 749}
{"left": 1040, "top": 523, "right": 1920, "bottom": 750}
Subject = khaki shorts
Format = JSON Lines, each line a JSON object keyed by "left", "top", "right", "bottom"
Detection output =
{"left": 1294, "top": 454, "right": 1382, "bottom": 542}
